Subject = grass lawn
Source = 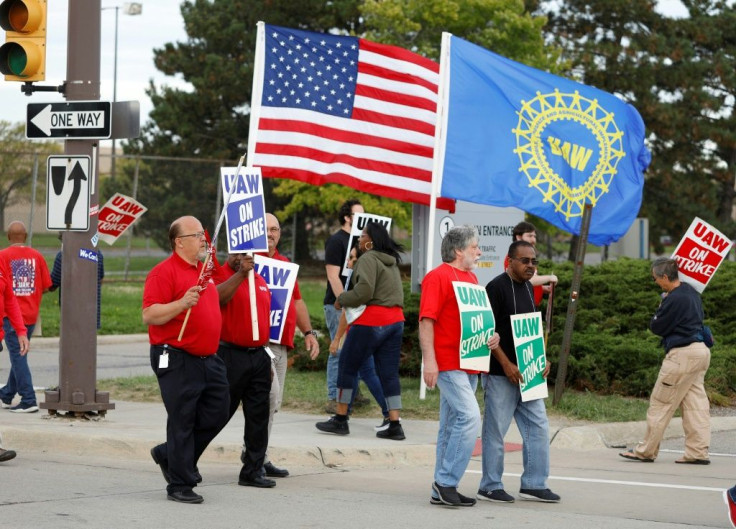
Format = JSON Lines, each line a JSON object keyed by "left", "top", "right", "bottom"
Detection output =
{"left": 97, "top": 369, "right": 651, "bottom": 423}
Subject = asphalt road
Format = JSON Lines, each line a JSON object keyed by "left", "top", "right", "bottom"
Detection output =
{"left": 3, "top": 448, "right": 732, "bottom": 529}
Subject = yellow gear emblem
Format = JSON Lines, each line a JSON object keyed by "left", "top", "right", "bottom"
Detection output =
{"left": 513, "top": 89, "right": 626, "bottom": 220}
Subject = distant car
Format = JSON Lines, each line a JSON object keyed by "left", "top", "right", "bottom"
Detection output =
{"left": 659, "top": 235, "right": 673, "bottom": 245}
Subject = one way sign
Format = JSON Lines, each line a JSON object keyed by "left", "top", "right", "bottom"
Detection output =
{"left": 47, "top": 156, "right": 91, "bottom": 231}
{"left": 27, "top": 102, "right": 112, "bottom": 139}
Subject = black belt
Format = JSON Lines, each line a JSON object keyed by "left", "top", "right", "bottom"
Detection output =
{"left": 154, "top": 344, "right": 216, "bottom": 358}
{"left": 219, "top": 341, "right": 265, "bottom": 353}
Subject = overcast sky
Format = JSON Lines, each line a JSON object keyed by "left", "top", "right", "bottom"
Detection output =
{"left": 1, "top": 0, "right": 689, "bottom": 136}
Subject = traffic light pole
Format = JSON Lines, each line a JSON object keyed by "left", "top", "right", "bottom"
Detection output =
{"left": 41, "top": 0, "right": 114, "bottom": 416}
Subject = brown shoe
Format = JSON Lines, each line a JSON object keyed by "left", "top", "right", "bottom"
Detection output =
{"left": 0, "top": 448, "right": 17, "bottom": 462}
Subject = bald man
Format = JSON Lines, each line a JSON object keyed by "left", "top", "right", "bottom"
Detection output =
{"left": 144, "top": 216, "right": 230, "bottom": 504}
{"left": 0, "top": 221, "right": 50, "bottom": 413}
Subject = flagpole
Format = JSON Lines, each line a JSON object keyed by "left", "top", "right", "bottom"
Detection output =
{"left": 552, "top": 203, "right": 593, "bottom": 405}
{"left": 420, "top": 31, "right": 452, "bottom": 400}
{"left": 239, "top": 21, "right": 269, "bottom": 342}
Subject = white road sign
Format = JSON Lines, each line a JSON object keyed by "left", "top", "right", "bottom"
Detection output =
{"left": 46, "top": 156, "right": 92, "bottom": 231}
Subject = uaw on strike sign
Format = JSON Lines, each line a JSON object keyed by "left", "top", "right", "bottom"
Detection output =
{"left": 220, "top": 167, "right": 268, "bottom": 253}
{"left": 254, "top": 255, "right": 299, "bottom": 344}
{"left": 97, "top": 193, "right": 147, "bottom": 245}
{"left": 672, "top": 217, "right": 733, "bottom": 293}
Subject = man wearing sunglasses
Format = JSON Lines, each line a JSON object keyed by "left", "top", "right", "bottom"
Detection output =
{"left": 478, "top": 240, "right": 560, "bottom": 504}
{"left": 144, "top": 216, "right": 230, "bottom": 504}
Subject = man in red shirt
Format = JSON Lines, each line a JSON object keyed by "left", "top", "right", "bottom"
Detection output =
{"left": 0, "top": 221, "right": 47, "bottom": 413}
{"left": 215, "top": 252, "right": 274, "bottom": 488}
{"left": 144, "top": 216, "right": 230, "bottom": 504}
{"left": 420, "top": 225, "right": 499, "bottom": 507}
{"left": 248, "top": 213, "right": 319, "bottom": 478}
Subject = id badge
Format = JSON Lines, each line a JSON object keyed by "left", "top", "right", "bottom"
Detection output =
{"left": 159, "top": 352, "right": 169, "bottom": 369}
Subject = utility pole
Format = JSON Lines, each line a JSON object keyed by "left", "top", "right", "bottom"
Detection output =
{"left": 41, "top": 0, "right": 114, "bottom": 416}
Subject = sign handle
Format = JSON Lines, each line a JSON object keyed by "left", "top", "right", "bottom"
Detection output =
{"left": 177, "top": 250, "right": 213, "bottom": 341}
{"left": 544, "top": 282, "right": 555, "bottom": 348}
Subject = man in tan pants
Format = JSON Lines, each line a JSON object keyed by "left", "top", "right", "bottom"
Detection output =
{"left": 620, "top": 258, "right": 711, "bottom": 464}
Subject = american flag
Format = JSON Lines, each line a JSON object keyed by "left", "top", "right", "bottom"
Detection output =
{"left": 248, "top": 23, "right": 454, "bottom": 211}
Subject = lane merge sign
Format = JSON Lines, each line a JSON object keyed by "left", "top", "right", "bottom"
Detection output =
{"left": 27, "top": 101, "right": 112, "bottom": 139}
{"left": 47, "top": 155, "right": 91, "bottom": 231}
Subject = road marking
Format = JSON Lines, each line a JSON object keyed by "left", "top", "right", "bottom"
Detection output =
{"left": 659, "top": 448, "right": 736, "bottom": 458}
{"left": 465, "top": 470, "right": 725, "bottom": 492}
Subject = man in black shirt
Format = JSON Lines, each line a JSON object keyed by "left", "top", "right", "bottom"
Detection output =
{"left": 478, "top": 240, "right": 560, "bottom": 504}
{"left": 323, "top": 199, "right": 363, "bottom": 413}
{"left": 620, "top": 258, "right": 711, "bottom": 464}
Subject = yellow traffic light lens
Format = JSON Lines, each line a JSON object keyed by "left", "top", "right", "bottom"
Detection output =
{"left": 7, "top": 2, "right": 29, "bottom": 32}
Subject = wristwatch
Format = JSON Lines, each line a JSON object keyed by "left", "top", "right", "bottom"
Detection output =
{"left": 304, "top": 330, "right": 319, "bottom": 338}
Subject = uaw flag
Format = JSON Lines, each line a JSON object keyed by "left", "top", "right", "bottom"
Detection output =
{"left": 435, "top": 34, "right": 651, "bottom": 246}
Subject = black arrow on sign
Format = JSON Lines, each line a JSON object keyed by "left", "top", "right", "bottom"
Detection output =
{"left": 64, "top": 161, "right": 88, "bottom": 226}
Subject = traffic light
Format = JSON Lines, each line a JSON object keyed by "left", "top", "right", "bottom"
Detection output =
{"left": 0, "top": 0, "right": 46, "bottom": 82}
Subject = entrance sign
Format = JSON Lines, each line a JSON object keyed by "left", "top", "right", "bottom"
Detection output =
{"left": 46, "top": 155, "right": 91, "bottom": 231}
{"left": 453, "top": 282, "right": 494, "bottom": 372}
{"left": 511, "top": 312, "right": 548, "bottom": 402}
{"left": 342, "top": 213, "right": 392, "bottom": 276}
{"left": 27, "top": 101, "right": 112, "bottom": 139}
{"left": 97, "top": 193, "right": 148, "bottom": 245}
{"left": 220, "top": 166, "right": 268, "bottom": 253}
{"left": 254, "top": 255, "right": 299, "bottom": 343}
{"left": 672, "top": 217, "right": 733, "bottom": 293}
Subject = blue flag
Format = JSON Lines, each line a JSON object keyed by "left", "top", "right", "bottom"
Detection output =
{"left": 439, "top": 36, "right": 651, "bottom": 246}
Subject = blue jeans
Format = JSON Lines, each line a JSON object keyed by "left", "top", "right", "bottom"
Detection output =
{"left": 0, "top": 318, "right": 36, "bottom": 406}
{"left": 336, "top": 321, "right": 404, "bottom": 410}
{"left": 434, "top": 370, "right": 481, "bottom": 489}
{"left": 479, "top": 374, "right": 550, "bottom": 492}
{"left": 324, "top": 304, "right": 341, "bottom": 400}
{"left": 354, "top": 356, "right": 389, "bottom": 418}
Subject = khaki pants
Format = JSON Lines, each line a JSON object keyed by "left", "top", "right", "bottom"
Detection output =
{"left": 634, "top": 342, "right": 711, "bottom": 460}
{"left": 265, "top": 343, "right": 289, "bottom": 462}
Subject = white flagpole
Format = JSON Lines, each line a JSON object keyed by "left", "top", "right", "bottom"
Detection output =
{"left": 420, "top": 31, "right": 452, "bottom": 400}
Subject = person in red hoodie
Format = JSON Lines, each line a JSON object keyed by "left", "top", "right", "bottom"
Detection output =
{"left": 0, "top": 221, "right": 51, "bottom": 413}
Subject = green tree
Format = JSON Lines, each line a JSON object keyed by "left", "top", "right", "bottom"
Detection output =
{"left": 545, "top": 0, "right": 736, "bottom": 249}
{"left": 128, "top": 0, "right": 362, "bottom": 249}
{"left": 0, "top": 121, "right": 61, "bottom": 232}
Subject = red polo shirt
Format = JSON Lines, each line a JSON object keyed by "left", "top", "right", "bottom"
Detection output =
{"left": 143, "top": 252, "right": 221, "bottom": 355}
{"left": 214, "top": 262, "right": 271, "bottom": 347}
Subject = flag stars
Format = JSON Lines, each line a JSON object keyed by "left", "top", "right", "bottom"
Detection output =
{"left": 264, "top": 28, "right": 360, "bottom": 117}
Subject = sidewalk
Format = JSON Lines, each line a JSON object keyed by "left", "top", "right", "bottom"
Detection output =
{"left": 3, "top": 397, "right": 735, "bottom": 469}
{"left": 4, "top": 334, "right": 735, "bottom": 468}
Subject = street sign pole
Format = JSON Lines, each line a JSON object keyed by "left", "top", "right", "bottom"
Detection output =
{"left": 41, "top": 0, "right": 114, "bottom": 416}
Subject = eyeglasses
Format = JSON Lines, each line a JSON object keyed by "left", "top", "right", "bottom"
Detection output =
{"left": 267, "top": 227, "right": 281, "bottom": 233}
{"left": 178, "top": 231, "right": 205, "bottom": 240}
{"left": 512, "top": 257, "right": 539, "bottom": 266}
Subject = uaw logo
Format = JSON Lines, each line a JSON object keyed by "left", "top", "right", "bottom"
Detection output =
{"left": 513, "top": 89, "right": 626, "bottom": 220}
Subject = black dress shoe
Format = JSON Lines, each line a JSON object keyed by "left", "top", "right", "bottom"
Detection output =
{"left": 167, "top": 490, "right": 204, "bottom": 504}
{"left": 239, "top": 474, "right": 276, "bottom": 488}
{"left": 150, "top": 447, "right": 171, "bottom": 483}
{"left": 264, "top": 461, "right": 289, "bottom": 478}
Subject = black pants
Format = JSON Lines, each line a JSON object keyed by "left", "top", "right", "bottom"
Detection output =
{"left": 218, "top": 344, "right": 272, "bottom": 480}
{"left": 150, "top": 345, "right": 230, "bottom": 494}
